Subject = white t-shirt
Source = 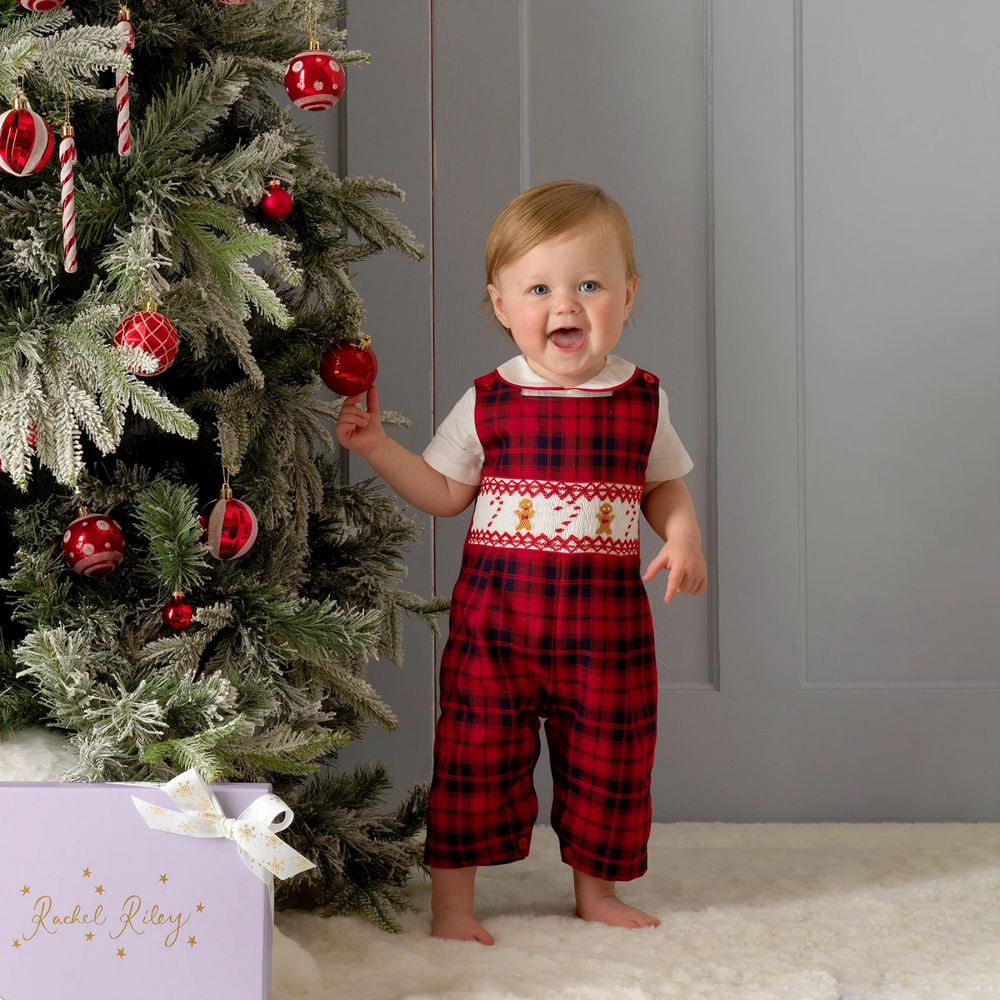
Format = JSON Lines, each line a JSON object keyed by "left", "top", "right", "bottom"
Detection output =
{"left": 422, "top": 354, "right": 694, "bottom": 487}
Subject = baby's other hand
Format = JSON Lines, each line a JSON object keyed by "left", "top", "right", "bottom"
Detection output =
{"left": 641, "top": 537, "right": 708, "bottom": 604}
{"left": 334, "top": 385, "right": 386, "bottom": 458}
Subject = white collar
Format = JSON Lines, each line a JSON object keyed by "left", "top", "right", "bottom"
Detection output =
{"left": 495, "top": 354, "right": 637, "bottom": 391}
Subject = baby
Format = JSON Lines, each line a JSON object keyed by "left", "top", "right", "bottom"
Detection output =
{"left": 336, "top": 179, "right": 707, "bottom": 944}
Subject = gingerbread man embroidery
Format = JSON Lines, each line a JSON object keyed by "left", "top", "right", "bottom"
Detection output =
{"left": 515, "top": 497, "right": 534, "bottom": 531}
{"left": 595, "top": 502, "right": 615, "bottom": 536}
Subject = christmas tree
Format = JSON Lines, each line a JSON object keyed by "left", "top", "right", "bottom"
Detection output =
{"left": 0, "top": 0, "right": 445, "bottom": 931}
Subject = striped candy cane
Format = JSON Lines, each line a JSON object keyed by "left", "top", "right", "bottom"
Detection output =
{"left": 60, "top": 123, "right": 77, "bottom": 273}
{"left": 115, "top": 7, "right": 134, "bottom": 157}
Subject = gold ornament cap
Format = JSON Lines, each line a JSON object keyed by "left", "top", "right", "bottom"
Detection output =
{"left": 219, "top": 484, "right": 234, "bottom": 500}
{"left": 13, "top": 93, "right": 28, "bottom": 111}
{"left": 118, "top": 6, "right": 131, "bottom": 21}
{"left": 62, "top": 122, "right": 74, "bottom": 139}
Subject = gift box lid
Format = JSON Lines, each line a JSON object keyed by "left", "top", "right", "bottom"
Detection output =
{"left": 0, "top": 780, "right": 275, "bottom": 1000}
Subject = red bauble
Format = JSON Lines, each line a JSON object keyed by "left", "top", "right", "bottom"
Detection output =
{"left": 284, "top": 50, "right": 345, "bottom": 112}
{"left": 62, "top": 513, "right": 126, "bottom": 578}
{"left": 320, "top": 336, "right": 378, "bottom": 396}
{"left": 0, "top": 98, "right": 55, "bottom": 176}
{"left": 114, "top": 309, "right": 179, "bottom": 376}
{"left": 162, "top": 592, "right": 194, "bottom": 630}
{"left": 201, "top": 494, "right": 258, "bottom": 560}
{"left": 260, "top": 180, "right": 293, "bottom": 220}
{"left": 18, "top": 0, "right": 67, "bottom": 9}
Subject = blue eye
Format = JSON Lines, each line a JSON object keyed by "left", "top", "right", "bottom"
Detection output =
{"left": 529, "top": 284, "right": 549, "bottom": 295}
{"left": 580, "top": 281, "right": 600, "bottom": 292}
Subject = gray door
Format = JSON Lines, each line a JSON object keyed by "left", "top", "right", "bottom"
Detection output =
{"left": 345, "top": 0, "right": 999, "bottom": 821}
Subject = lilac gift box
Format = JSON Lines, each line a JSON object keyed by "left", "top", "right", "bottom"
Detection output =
{"left": 0, "top": 781, "right": 273, "bottom": 1000}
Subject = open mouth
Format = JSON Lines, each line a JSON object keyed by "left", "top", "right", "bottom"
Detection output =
{"left": 547, "top": 327, "right": 586, "bottom": 350}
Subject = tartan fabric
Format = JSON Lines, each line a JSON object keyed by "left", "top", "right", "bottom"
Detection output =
{"left": 424, "top": 366, "right": 661, "bottom": 881}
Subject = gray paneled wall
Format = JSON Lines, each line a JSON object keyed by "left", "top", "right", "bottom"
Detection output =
{"left": 335, "top": 0, "right": 998, "bottom": 822}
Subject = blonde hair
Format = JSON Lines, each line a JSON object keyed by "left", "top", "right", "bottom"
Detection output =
{"left": 480, "top": 180, "right": 640, "bottom": 336}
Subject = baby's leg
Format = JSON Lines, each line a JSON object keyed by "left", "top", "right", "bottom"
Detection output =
{"left": 430, "top": 866, "right": 495, "bottom": 945}
{"left": 572, "top": 868, "right": 660, "bottom": 929}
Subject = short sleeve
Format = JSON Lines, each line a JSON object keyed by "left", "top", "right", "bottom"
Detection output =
{"left": 422, "top": 387, "right": 484, "bottom": 486}
{"left": 645, "top": 388, "right": 694, "bottom": 481}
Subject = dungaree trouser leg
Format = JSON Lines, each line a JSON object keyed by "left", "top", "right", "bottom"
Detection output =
{"left": 424, "top": 367, "right": 660, "bottom": 881}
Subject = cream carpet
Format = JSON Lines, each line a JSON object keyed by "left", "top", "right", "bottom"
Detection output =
{"left": 273, "top": 821, "right": 1000, "bottom": 1000}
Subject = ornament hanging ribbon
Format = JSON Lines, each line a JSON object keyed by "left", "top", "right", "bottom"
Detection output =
{"left": 130, "top": 769, "right": 315, "bottom": 904}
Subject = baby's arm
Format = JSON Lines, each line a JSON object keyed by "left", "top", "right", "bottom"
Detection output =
{"left": 335, "top": 385, "right": 478, "bottom": 518}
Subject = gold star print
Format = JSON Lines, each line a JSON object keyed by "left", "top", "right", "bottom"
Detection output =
{"left": 159, "top": 874, "right": 169, "bottom": 884}
{"left": 95, "top": 885, "right": 105, "bottom": 895}
{"left": 85, "top": 932, "right": 94, "bottom": 941}
{"left": 20, "top": 885, "right": 29, "bottom": 895}
{"left": 187, "top": 936, "right": 197, "bottom": 947}
{"left": 12, "top": 939, "right": 20, "bottom": 948}
{"left": 196, "top": 903, "right": 204, "bottom": 913}
{"left": 116, "top": 948, "right": 126, "bottom": 958}
{"left": 82, "top": 868, "right": 91, "bottom": 878}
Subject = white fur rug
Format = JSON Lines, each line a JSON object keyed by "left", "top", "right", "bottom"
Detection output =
{"left": 4, "top": 729, "right": 999, "bottom": 1000}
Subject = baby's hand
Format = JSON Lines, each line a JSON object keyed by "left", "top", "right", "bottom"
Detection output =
{"left": 335, "top": 385, "right": 386, "bottom": 458}
{"left": 642, "top": 537, "right": 708, "bottom": 604}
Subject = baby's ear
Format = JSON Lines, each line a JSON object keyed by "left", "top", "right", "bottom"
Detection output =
{"left": 623, "top": 276, "right": 639, "bottom": 320}
{"left": 487, "top": 283, "right": 509, "bottom": 327}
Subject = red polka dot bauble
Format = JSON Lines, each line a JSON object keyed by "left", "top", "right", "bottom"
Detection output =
{"left": 18, "top": 0, "right": 66, "bottom": 9}
{"left": 260, "top": 179, "right": 293, "bottom": 220}
{"left": 0, "top": 96, "right": 55, "bottom": 177}
{"left": 320, "top": 335, "right": 378, "bottom": 396}
{"left": 114, "top": 308, "right": 179, "bottom": 376}
{"left": 62, "top": 513, "right": 126, "bottom": 578}
{"left": 284, "top": 49, "right": 345, "bottom": 111}
{"left": 201, "top": 491, "right": 258, "bottom": 560}
{"left": 162, "top": 592, "right": 194, "bottom": 630}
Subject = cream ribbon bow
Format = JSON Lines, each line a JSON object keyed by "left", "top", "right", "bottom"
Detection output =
{"left": 130, "top": 769, "right": 316, "bottom": 891}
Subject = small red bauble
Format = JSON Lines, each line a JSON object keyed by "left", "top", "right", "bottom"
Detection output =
{"left": 201, "top": 491, "right": 258, "bottom": 560}
{"left": 320, "top": 335, "right": 378, "bottom": 396}
{"left": 62, "top": 513, "right": 126, "bottom": 578}
{"left": 0, "top": 96, "right": 55, "bottom": 176}
{"left": 260, "top": 179, "right": 293, "bottom": 220}
{"left": 162, "top": 591, "right": 194, "bottom": 630}
{"left": 18, "top": 0, "right": 67, "bottom": 9}
{"left": 284, "top": 49, "right": 345, "bottom": 112}
{"left": 114, "top": 307, "right": 179, "bottom": 376}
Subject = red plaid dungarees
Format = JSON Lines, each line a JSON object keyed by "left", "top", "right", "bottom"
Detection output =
{"left": 424, "top": 364, "right": 660, "bottom": 881}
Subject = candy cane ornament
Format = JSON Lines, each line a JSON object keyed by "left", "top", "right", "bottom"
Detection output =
{"left": 115, "top": 6, "right": 134, "bottom": 157}
{"left": 60, "top": 122, "right": 77, "bottom": 273}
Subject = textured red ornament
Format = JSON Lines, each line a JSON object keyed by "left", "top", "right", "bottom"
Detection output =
{"left": 260, "top": 180, "right": 293, "bottom": 220}
{"left": 114, "top": 310, "right": 179, "bottom": 376}
{"left": 320, "top": 337, "right": 378, "bottom": 396}
{"left": 284, "top": 50, "right": 345, "bottom": 111}
{"left": 62, "top": 514, "right": 126, "bottom": 578}
{"left": 0, "top": 101, "right": 55, "bottom": 176}
{"left": 162, "top": 592, "right": 194, "bottom": 630}
{"left": 201, "top": 496, "right": 258, "bottom": 560}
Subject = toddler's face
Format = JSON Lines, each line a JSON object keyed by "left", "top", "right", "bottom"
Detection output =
{"left": 487, "top": 223, "right": 638, "bottom": 387}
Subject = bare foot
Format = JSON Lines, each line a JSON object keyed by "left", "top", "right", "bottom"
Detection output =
{"left": 431, "top": 904, "right": 495, "bottom": 945}
{"left": 575, "top": 893, "right": 661, "bottom": 929}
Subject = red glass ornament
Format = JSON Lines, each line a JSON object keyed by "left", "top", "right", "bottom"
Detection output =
{"left": 62, "top": 513, "right": 126, "bottom": 578}
{"left": 114, "top": 307, "right": 179, "bottom": 376}
{"left": 320, "top": 336, "right": 378, "bottom": 396}
{"left": 18, "top": 0, "right": 67, "bottom": 9}
{"left": 201, "top": 490, "right": 258, "bottom": 560}
{"left": 0, "top": 97, "right": 55, "bottom": 176}
{"left": 284, "top": 49, "right": 345, "bottom": 112}
{"left": 260, "top": 180, "right": 293, "bottom": 220}
{"left": 162, "top": 591, "right": 194, "bottom": 630}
